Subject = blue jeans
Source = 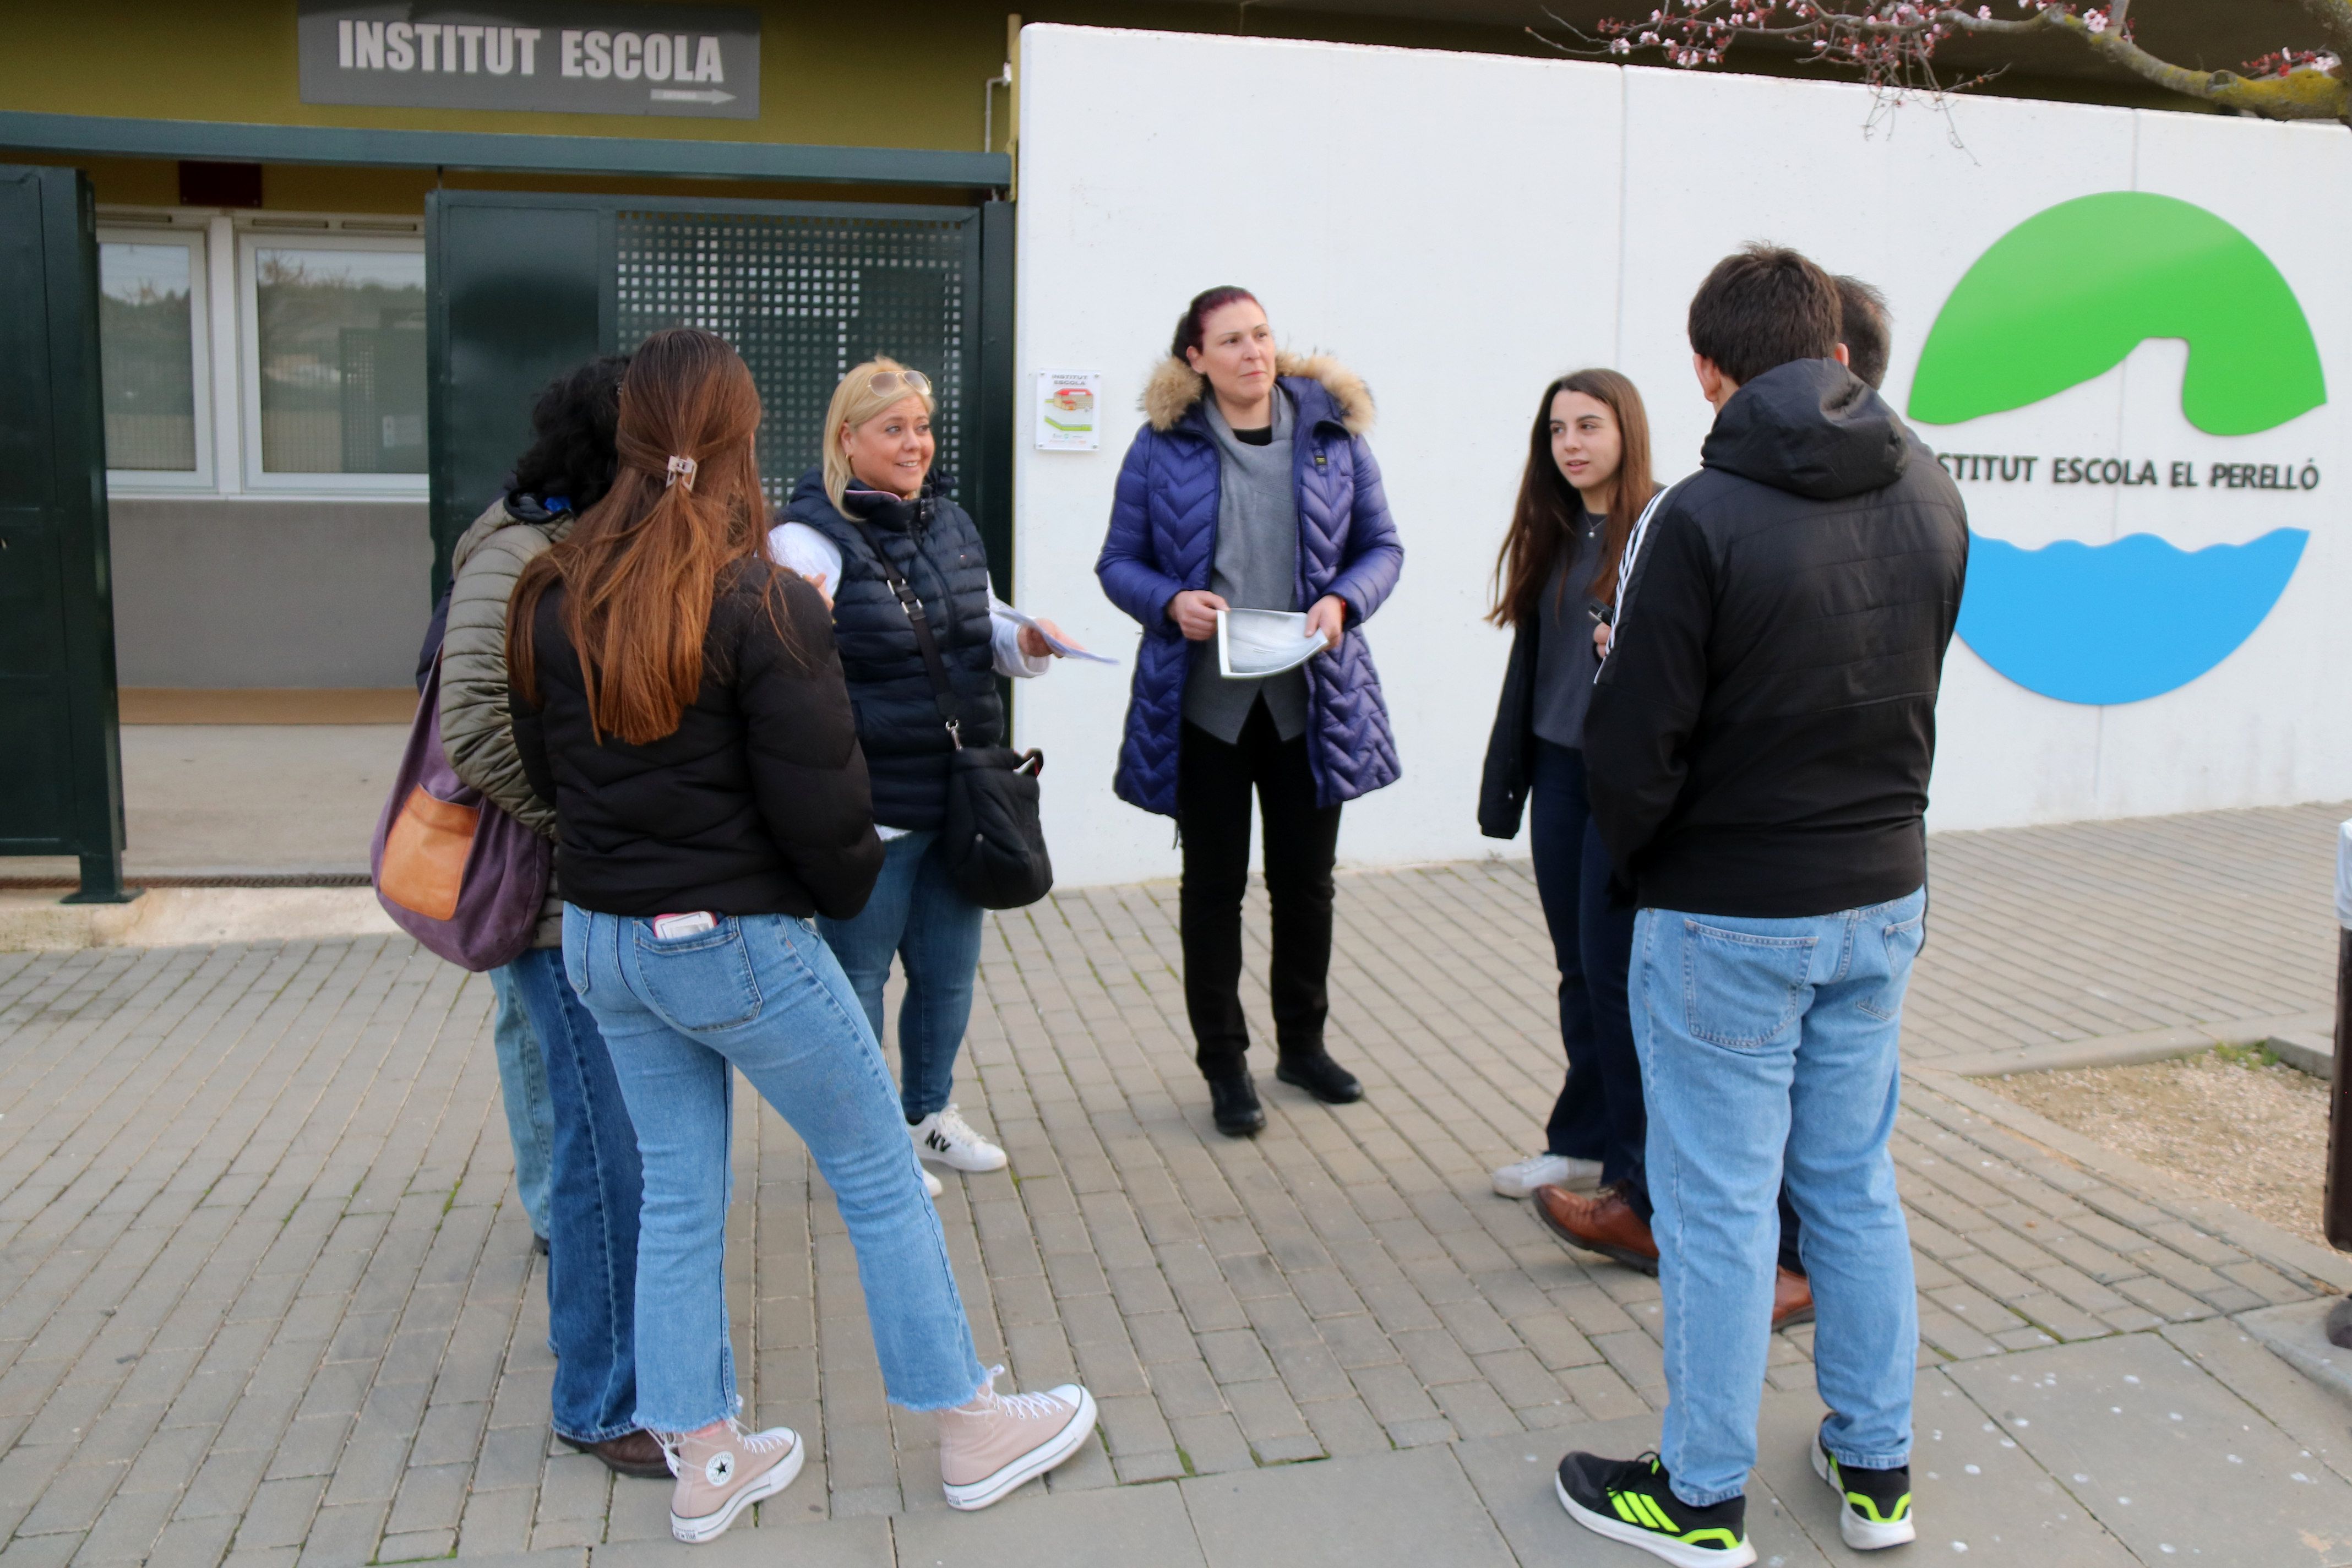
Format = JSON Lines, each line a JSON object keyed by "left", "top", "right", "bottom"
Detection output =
{"left": 487, "top": 963, "right": 556, "bottom": 1238}
{"left": 1634, "top": 889, "right": 1926, "bottom": 1506}
{"left": 817, "top": 831, "right": 984, "bottom": 1124}
{"left": 564, "top": 906, "right": 987, "bottom": 1429}
{"left": 507, "top": 948, "right": 643, "bottom": 1442}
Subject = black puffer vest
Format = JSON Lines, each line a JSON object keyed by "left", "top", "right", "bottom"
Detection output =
{"left": 785, "top": 465, "right": 1002, "bottom": 831}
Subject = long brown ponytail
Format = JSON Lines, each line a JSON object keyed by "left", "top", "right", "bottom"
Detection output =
{"left": 510, "top": 327, "right": 780, "bottom": 745}
{"left": 1487, "top": 368, "right": 1657, "bottom": 628}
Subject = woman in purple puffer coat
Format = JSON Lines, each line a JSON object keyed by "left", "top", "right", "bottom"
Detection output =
{"left": 1096, "top": 286, "right": 1404, "bottom": 1138}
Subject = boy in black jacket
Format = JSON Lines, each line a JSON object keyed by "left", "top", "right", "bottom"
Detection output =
{"left": 1552, "top": 247, "right": 1968, "bottom": 1566}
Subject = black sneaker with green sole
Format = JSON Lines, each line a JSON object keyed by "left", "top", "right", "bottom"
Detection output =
{"left": 1811, "top": 1419, "right": 1917, "bottom": 1550}
{"left": 1555, "top": 1451, "right": 1755, "bottom": 1568}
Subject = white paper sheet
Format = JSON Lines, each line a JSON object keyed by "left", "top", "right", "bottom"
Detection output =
{"left": 997, "top": 604, "right": 1119, "bottom": 665}
{"left": 1216, "top": 609, "right": 1329, "bottom": 679}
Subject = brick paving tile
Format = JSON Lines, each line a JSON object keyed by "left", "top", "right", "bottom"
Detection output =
{"left": 0, "top": 802, "right": 2341, "bottom": 1558}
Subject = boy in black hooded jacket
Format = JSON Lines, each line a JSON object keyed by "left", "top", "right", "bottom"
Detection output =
{"left": 1553, "top": 246, "right": 1967, "bottom": 1566}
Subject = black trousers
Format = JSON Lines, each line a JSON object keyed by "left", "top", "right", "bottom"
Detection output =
{"left": 1177, "top": 702, "right": 1343, "bottom": 1078}
{"left": 1528, "top": 741, "right": 1643, "bottom": 1178}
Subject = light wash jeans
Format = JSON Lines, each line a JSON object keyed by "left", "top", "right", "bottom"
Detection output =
{"left": 563, "top": 905, "right": 987, "bottom": 1431}
{"left": 487, "top": 963, "right": 555, "bottom": 1239}
{"left": 816, "top": 830, "right": 985, "bottom": 1124}
{"left": 1633, "top": 888, "right": 1926, "bottom": 1507}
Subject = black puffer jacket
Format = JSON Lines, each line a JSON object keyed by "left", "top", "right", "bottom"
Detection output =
{"left": 783, "top": 466, "right": 1001, "bottom": 831}
{"left": 1587, "top": 359, "right": 1968, "bottom": 918}
{"left": 509, "top": 560, "right": 884, "bottom": 919}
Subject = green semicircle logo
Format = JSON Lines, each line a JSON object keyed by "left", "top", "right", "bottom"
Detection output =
{"left": 1908, "top": 191, "right": 2324, "bottom": 435}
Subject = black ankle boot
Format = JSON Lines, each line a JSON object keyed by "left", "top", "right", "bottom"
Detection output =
{"left": 1206, "top": 1072, "right": 1266, "bottom": 1137}
{"left": 1275, "top": 1049, "right": 1363, "bottom": 1105}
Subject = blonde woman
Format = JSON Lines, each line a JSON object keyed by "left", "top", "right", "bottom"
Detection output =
{"left": 769, "top": 360, "right": 1075, "bottom": 1188}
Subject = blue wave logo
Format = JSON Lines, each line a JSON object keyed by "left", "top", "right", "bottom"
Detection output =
{"left": 1956, "top": 530, "right": 2309, "bottom": 706}
{"left": 1913, "top": 194, "right": 2324, "bottom": 705}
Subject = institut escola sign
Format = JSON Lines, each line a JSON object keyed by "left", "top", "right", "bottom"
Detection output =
{"left": 297, "top": 2, "right": 760, "bottom": 118}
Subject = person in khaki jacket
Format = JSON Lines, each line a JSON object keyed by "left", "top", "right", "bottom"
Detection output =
{"left": 438, "top": 355, "right": 666, "bottom": 1480}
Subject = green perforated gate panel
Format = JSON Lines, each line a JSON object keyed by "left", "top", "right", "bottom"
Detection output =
{"left": 429, "top": 192, "right": 1009, "bottom": 603}
{"left": 0, "top": 165, "right": 129, "bottom": 900}
{"left": 615, "top": 209, "right": 974, "bottom": 508}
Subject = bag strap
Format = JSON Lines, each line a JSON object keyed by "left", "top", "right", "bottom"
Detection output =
{"left": 851, "top": 519, "right": 963, "bottom": 748}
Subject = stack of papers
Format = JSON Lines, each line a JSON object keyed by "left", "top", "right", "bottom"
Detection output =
{"left": 1216, "top": 609, "right": 1329, "bottom": 679}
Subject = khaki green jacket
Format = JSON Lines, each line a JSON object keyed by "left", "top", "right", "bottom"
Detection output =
{"left": 439, "top": 498, "right": 572, "bottom": 946}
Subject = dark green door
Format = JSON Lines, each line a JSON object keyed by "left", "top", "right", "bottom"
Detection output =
{"left": 427, "top": 192, "right": 1014, "bottom": 600}
{"left": 0, "top": 166, "right": 130, "bottom": 902}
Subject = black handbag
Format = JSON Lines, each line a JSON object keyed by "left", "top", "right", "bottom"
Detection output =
{"left": 855, "top": 522, "right": 1054, "bottom": 910}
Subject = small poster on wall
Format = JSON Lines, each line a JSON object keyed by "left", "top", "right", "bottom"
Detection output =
{"left": 1034, "top": 372, "right": 1102, "bottom": 451}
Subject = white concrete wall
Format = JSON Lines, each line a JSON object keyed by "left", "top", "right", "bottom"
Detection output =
{"left": 1011, "top": 24, "right": 2352, "bottom": 888}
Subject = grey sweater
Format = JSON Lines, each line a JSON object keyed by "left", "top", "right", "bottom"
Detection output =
{"left": 1185, "top": 389, "right": 1309, "bottom": 744}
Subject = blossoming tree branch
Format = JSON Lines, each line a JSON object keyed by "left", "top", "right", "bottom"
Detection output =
{"left": 1539, "top": 0, "right": 2351, "bottom": 121}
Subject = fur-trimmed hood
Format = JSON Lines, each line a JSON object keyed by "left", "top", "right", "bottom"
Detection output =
{"left": 1141, "top": 351, "right": 1375, "bottom": 435}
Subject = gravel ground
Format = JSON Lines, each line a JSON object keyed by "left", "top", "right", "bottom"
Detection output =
{"left": 1979, "top": 1048, "right": 2332, "bottom": 1249}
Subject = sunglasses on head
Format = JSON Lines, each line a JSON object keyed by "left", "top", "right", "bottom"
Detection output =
{"left": 865, "top": 368, "right": 932, "bottom": 398}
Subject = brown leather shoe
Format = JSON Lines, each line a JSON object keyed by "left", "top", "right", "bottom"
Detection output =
{"left": 1772, "top": 1265, "right": 1815, "bottom": 1329}
{"left": 1533, "top": 1183, "right": 1659, "bottom": 1276}
{"left": 559, "top": 1428, "right": 674, "bottom": 1480}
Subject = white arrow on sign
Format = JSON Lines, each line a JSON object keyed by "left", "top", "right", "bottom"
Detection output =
{"left": 650, "top": 88, "right": 736, "bottom": 104}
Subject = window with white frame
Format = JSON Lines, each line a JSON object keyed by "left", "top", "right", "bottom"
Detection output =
{"left": 97, "top": 227, "right": 211, "bottom": 489}
{"left": 240, "top": 231, "right": 427, "bottom": 491}
{"left": 94, "top": 209, "right": 428, "bottom": 499}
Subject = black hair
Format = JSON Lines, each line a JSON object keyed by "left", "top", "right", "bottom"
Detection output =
{"left": 1686, "top": 244, "right": 1841, "bottom": 388}
{"left": 1834, "top": 275, "right": 1892, "bottom": 390}
{"left": 510, "top": 353, "right": 631, "bottom": 509}
{"left": 1171, "top": 286, "right": 1261, "bottom": 362}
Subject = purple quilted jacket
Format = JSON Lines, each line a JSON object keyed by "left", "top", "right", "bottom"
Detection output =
{"left": 1096, "top": 353, "right": 1404, "bottom": 817}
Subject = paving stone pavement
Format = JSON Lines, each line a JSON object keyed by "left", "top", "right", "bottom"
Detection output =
{"left": 0, "top": 803, "right": 2349, "bottom": 1566}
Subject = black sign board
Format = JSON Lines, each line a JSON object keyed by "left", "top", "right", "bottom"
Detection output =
{"left": 297, "top": 2, "right": 760, "bottom": 119}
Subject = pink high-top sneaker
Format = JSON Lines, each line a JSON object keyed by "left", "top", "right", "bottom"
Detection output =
{"left": 658, "top": 1418, "right": 804, "bottom": 1544}
{"left": 937, "top": 1368, "right": 1097, "bottom": 1510}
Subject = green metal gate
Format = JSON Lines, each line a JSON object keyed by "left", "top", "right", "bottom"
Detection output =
{"left": 0, "top": 165, "right": 132, "bottom": 902}
{"left": 426, "top": 191, "right": 1015, "bottom": 600}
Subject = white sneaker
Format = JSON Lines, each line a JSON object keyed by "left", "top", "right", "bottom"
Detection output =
{"left": 912, "top": 1106, "right": 1009, "bottom": 1173}
{"left": 922, "top": 1166, "right": 944, "bottom": 1199}
{"left": 1491, "top": 1152, "right": 1603, "bottom": 1199}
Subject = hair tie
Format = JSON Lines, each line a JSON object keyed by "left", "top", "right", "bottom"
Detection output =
{"left": 665, "top": 455, "right": 698, "bottom": 490}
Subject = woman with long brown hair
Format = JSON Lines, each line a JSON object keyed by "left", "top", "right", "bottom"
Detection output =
{"left": 1477, "top": 369, "right": 1654, "bottom": 1207}
{"left": 509, "top": 328, "right": 1095, "bottom": 1545}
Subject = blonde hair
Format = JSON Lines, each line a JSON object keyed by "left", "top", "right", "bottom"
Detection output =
{"left": 820, "top": 357, "right": 935, "bottom": 513}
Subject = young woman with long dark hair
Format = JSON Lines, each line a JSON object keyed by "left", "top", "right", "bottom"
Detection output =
{"left": 1097, "top": 287, "right": 1404, "bottom": 1137}
{"left": 1477, "top": 370, "right": 1654, "bottom": 1205}
{"left": 509, "top": 328, "right": 1094, "bottom": 1544}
